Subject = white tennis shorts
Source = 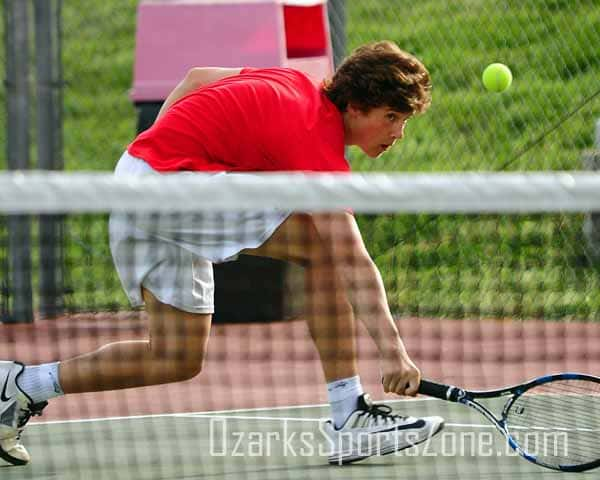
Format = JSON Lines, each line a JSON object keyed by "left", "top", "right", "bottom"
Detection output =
{"left": 109, "top": 151, "right": 290, "bottom": 314}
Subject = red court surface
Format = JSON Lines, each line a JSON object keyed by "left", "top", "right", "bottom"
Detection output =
{"left": 1, "top": 313, "right": 599, "bottom": 421}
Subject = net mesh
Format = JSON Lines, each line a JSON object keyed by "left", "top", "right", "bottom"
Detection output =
{"left": 1, "top": 172, "right": 600, "bottom": 479}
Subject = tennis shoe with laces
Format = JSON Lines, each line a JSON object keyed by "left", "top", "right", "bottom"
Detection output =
{"left": 323, "top": 393, "right": 444, "bottom": 465}
{"left": 0, "top": 361, "right": 47, "bottom": 466}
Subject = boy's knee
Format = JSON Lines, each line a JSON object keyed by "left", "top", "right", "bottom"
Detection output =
{"left": 175, "top": 358, "right": 203, "bottom": 381}
{"left": 150, "top": 341, "right": 206, "bottom": 381}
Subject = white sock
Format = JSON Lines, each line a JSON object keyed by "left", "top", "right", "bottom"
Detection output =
{"left": 327, "top": 375, "right": 364, "bottom": 429}
{"left": 17, "top": 362, "right": 64, "bottom": 404}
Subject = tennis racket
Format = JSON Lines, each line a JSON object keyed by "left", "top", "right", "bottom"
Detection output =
{"left": 418, "top": 373, "right": 600, "bottom": 472}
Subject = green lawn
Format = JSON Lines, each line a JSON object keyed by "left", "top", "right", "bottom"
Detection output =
{"left": 2, "top": 0, "right": 600, "bottom": 319}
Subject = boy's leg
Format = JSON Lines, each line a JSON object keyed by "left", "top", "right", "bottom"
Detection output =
{"left": 0, "top": 289, "right": 211, "bottom": 465}
{"left": 60, "top": 288, "right": 211, "bottom": 393}
{"left": 245, "top": 213, "right": 364, "bottom": 429}
{"left": 244, "top": 213, "right": 444, "bottom": 463}
{"left": 244, "top": 213, "right": 359, "bottom": 382}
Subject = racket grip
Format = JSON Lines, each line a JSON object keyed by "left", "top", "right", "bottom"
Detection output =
{"left": 418, "top": 379, "right": 457, "bottom": 401}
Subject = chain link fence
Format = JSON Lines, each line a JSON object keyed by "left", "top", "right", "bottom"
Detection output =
{"left": 3, "top": 1, "right": 597, "bottom": 172}
{"left": 344, "top": 0, "right": 600, "bottom": 172}
{"left": 2, "top": 0, "right": 600, "bottom": 319}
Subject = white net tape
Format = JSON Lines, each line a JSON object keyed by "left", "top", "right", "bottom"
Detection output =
{"left": 1, "top": 171, "right": 600, "bottom": 214}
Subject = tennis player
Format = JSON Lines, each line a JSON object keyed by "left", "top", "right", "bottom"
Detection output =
{"left": 0, "top": 41, "right": 443, "bottom": 466}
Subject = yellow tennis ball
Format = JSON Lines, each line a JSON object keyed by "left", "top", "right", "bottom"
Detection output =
{"left": 482, "top": 63, "right": 513, "bottom": 93}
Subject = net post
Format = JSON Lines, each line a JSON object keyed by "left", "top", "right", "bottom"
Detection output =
{"left": 582, "top": 118, "right": 600, "bottom": 261}
{"left": 3, "top": 0, "right": 34, "bottom": 323}
{"left": 34, "top": 0, "right": 65, "bottom": 319}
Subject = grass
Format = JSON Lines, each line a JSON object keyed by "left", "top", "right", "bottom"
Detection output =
{"left": 1, "top": 0, "right": 600, "bottom": 319}
{"left": 346, "top": 0, "right": 600, "bottom": 172}
{"left": 358, "top": 213, "right": 600, "bottom": 320}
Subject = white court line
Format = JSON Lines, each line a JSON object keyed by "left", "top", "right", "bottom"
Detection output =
{"left": 188, "top": 415, "right": 325, "bottom": 423}
{"left": 179, "top": 414, "right": 496, "bottom": 430}
{"left": 34, "top": 410, "right": 599, "bottom": 433}
{"left": 29, "top": 397, "right": 437, "bottom": 427}
{"left": 190, "top": 396, "right": 434, "bottom": 416}
{"left": 28, "top": 404, "right": 330, "bottom": 426}
{"left": 30, "top": 413, "right": 493, "bottom": 431}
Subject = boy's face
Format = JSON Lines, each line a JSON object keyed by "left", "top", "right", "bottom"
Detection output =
{"left": 343, "top": 105, "right": 411, "bottom": 158}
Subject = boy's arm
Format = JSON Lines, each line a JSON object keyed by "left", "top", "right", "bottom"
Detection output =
{"left": 310, "top": 211, "right": 420, "bottom": 396}
{"left": 155, "top": 67, "right": 243, "bottom": 122}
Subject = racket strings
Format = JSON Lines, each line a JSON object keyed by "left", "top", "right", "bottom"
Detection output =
{"left": 512, "top": 385, "right": 600, "bottom": 428}
{"left": 505, "top": 380, "right": 600, "bottom": 466}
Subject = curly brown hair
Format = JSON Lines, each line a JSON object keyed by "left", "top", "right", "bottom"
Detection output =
{"left": 322, "top": 41, "right": 431, "bottom": 115}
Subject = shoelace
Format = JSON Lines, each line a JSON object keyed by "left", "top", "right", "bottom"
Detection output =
{"left": 359, "top": 402, "right": 407, "bottom": 425}
{"left": 15, "top": 401, "right": 48, "bottom": 439}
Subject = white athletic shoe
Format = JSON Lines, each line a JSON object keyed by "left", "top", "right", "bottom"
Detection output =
{"left": 0, "top": 361, "right": 47, "bottom": 466}
{"left": 323, "top": 393, "right": 444, "bottom": 465}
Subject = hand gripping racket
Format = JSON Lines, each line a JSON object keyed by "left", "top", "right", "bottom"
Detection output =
{"left": 419, "top": 373, "right": 600, "bottom": 472}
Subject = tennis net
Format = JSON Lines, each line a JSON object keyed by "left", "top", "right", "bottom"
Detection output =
{"left": 1, "top": 170, "right": 600, "bottom": 479}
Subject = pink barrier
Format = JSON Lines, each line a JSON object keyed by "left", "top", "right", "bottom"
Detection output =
{"left": 131, "top": 0, "right": 333, "bottom": 102}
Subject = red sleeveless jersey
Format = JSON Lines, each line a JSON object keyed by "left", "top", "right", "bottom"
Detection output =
{"left": 128, "top": 68, "right": 349, "bottom": 173}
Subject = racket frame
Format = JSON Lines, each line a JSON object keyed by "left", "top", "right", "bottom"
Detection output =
{"left": 419, "top": 372, "right": 600, "bottom": 472}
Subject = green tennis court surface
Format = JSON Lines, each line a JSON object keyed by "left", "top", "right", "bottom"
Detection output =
{"left": 5, "top": 398, "right": 597, "bottom": 479}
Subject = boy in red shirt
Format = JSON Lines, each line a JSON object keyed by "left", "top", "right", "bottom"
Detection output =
{"left": 1, "top": 41, "right": 443, "bottom": 466}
